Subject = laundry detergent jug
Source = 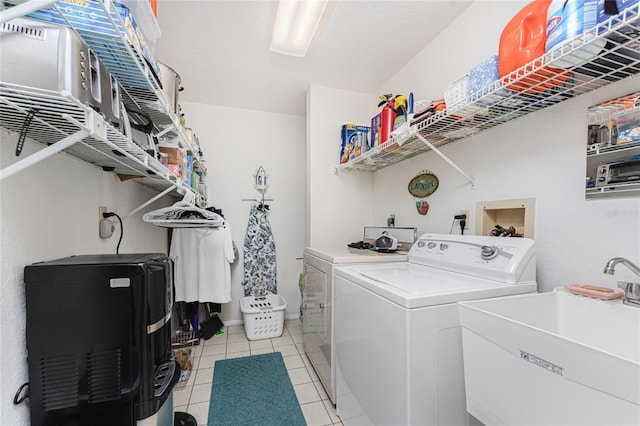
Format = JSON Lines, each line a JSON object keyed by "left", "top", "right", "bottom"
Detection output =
{"left": 498, "top": 0, "right": 569, "bottom": 93}
{"left": 546, "top": 0, "right": 606, "bottom": 67}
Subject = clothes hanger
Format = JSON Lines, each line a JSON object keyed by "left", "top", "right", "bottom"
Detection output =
{"left": 142, "top": 192, "right": 225, "bottom": 228}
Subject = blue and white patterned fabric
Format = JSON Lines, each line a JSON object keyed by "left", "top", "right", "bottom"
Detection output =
{"left": 243, "top": 204, "right": 277, "bottom": 296}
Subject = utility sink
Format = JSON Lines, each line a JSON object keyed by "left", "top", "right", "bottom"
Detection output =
{"left": 458, "top": 290, "right": 640, "bottom": 426}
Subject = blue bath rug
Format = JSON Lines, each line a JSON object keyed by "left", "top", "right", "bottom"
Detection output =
{"left": 208, "top": 352, "right": 306, "bottom": 426}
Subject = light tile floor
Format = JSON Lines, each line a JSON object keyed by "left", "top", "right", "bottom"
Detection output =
{"left": 173, "top": 318, "right": 343, "bottom": 426}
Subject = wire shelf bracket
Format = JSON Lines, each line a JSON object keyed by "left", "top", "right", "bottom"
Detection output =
{"left": 0, "top": 127, "right": 88, "bottom": 181}
{"left": 127, "top": 185, "right": 177, "bottom": 219}
{"left": 415, "top": 133, "right": 475, "bottom": 187}
{"left": 0, "top": 104, "right": 107, "bottom": 181}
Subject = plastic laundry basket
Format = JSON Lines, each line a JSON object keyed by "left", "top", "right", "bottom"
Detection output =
{"left": 240, "top": 295, "right": 287, "bottom": 340}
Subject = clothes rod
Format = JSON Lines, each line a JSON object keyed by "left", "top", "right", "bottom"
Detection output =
{"left": 241, "top": 198, "right": 274, "bottom": 202}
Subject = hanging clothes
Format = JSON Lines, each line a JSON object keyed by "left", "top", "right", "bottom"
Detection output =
{"left": 243, "top": 204, "right": 277, "bottom": 296}
{"left": 170, "top": 225, "right": 235, "bottom": 303}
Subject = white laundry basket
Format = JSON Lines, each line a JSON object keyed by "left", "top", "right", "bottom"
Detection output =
{"left": 240, "top": 295, "right": 287, "bottom": 340}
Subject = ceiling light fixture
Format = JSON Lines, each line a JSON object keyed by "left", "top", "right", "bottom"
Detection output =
{"left": 270, "top": 0, "right": 328, "bottom": 57}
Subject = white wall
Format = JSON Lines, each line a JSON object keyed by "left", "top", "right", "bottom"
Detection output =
{"left": 307, "top": 85, "right": 377, "bottom": 246}
{"left": 381, "top": 1, "right": 525, "bottom": 103}
{"left": 0, "top": 131, "right": 171, "bottom": 425}
{"left": 370, "top": 0, "right": 640, "bottom": 291}
{"left": 180, "top": 102, "right": 306, "bottom": 323}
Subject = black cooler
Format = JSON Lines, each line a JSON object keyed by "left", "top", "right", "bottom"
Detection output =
{"left": 24, "top": 254, "right": 178, "bottom": 426}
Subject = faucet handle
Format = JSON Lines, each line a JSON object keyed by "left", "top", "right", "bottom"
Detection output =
{"left": 617, "top": 281, "right": 640, "bottom": 306}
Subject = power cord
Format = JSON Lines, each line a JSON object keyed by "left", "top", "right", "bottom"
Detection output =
{"left": 103, "top": 211, "right": 123, "bottom": 254}
{"left": 451, "top": 214, "right": 467, "bottom": 235}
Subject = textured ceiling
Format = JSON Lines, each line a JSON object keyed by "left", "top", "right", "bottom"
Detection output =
{"left": 155, "top": 0, "right": 472, "bottom": 116}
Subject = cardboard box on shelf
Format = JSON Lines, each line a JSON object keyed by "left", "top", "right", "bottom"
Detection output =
{"left": 340, "top": 123, "right": 370, "bottom": 164}
{"left": 371, "top": 113, "right": 382, "bottom": 148}
{"left": 116, "top": 174, "right": 144, "bottom": 181}
{"left": 159, "top": 147, "right": 184, "bottom": 165}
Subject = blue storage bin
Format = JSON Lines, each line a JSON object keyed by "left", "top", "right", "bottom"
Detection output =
{"left": 469, "top": 55, "right": 514, "bottom": 106}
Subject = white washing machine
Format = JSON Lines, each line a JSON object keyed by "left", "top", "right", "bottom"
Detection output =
{"left": 302, "top": 246, "right": 408, "bottom": 403}
{"left": 334, "top": 233, "right": 538, "bottom": 425}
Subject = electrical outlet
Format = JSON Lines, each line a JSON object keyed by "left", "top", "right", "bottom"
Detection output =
{"left": 460, "top": 209, "right": 470, "bottom": 229}
{"left": 98, "top": 206, "right": 113, "bottom": 239}
{"left": 99, "top": 206, "right": 107, "bottom": 222}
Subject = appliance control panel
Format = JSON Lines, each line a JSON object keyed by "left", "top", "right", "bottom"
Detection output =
{"left": 409, "top": 234, "right": 536, "bottom": 284}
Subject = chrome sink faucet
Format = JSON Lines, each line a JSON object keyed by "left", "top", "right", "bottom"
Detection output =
{"left": 603, "top": 257, "right": 640, "bottom": 307}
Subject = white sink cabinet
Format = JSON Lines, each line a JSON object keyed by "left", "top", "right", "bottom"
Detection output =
{"left": 458, "top": 290, "right": 640, "bottom": 425}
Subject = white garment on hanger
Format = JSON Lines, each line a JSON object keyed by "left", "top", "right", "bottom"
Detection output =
{"left": 170, "top": 226, "right": 235, "bottom": 303}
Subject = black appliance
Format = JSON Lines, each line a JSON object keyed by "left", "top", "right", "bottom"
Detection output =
{"left": 24, "top": 254, "right": 178, "bottom": 426}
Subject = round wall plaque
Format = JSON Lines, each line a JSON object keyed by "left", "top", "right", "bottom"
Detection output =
{"left": 408, "top": 171, "right": 439, "bottom": 198}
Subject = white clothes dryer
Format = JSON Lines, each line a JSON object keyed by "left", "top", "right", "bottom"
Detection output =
{"left": 303, "top": 246, "right": 407, "bottom": 403}
{"left": 334, "top": 234, "right": 537, "bottom": 426}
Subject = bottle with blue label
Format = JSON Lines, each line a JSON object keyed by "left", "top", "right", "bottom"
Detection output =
{"left": 577, "top": 0, "right": 640, "bottom": 80}
{"left": 597, "top": 0, "right": 640, "bottom": 41}
{"left": 597, "top": 0, "right": 639, "bottom": 26}
{"left": 546, "top": 0, "right": 606, "bottom": 67}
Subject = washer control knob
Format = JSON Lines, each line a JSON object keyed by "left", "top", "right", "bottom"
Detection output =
{"left": 417, "top": 241, "right": 425, "bottom": 248}
{"left": 481, "top": 245, "right": 499, "bottom": 260}
{"left": 427, "top": 242, "right": 436, "bottom": 249}
{"left": 440, "top": 243, "right": 449, "bottom": 250}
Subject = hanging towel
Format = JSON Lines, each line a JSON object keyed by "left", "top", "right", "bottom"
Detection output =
{"left": 243, "top": 204, "right": 277, "bottom": 296}
{"left": 171, "top": 225, "right": 235, "bottom": 303}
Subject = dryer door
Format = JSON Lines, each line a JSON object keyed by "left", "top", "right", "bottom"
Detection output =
{"left": 302, "top": 258, "right": 332, "bottom": 396}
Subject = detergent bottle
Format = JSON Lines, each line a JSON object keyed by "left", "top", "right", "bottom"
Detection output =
{"left": 498, "top": 0, "right": 568, "bottom": 93}
{"left": 392, "top": 95, "right": 408, "bottom": 130}
{"left": 546, "top": 0, "right": 605, "bottom": 68}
